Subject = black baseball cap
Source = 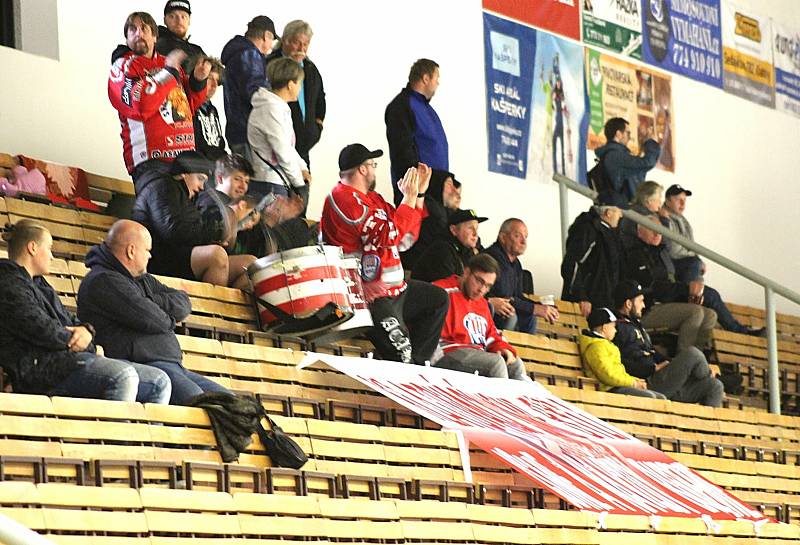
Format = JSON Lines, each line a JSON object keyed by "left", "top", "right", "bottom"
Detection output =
{"left": 164, "top": 0, "right": 191, "bottom": 15}
{"left": 248, "top": 16, "right": 277, "bottom": 38}
{"left": 613, "top": 280, "right": 645, "bottom": 308}
{"left": 170, "top": 151, "right": 212, "bottom": 177}
{"left": 665, "top": 184, "right": 692, "bottom": 198}
{"left": 448, "top": 209, "right": 488, "bottom": 226}
{"left": 338, "top": 144, "right": 383, "bottom": 171}
{"left": 587, "top": 307, "right": 617, "bottom": 329}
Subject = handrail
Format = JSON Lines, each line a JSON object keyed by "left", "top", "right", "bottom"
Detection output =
{"left": 554, "top": 172, "right": 800, "bottom": 414}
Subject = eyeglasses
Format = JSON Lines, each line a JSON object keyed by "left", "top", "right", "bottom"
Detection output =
{"left": 363, "top": 161, "right": 377, "bottom": 168}
{"left": 471, "top": 273, "right": 494, "bottom": 291}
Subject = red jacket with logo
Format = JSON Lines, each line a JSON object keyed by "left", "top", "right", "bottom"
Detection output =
{"left": 321, "top": 182, "right": 424, "bottom": 298}
{"left": 108, "top": 47, "right": 207, "bottom": 173}
{"left": 433, "top": 275, "right": 516, "bottom": 356}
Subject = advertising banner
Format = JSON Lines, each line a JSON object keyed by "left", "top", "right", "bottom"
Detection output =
{"left": 582, "top": 0, "right": 643, "bottom": 59}
{"left": 772, "top": 22, "right": 800, "bottom": 118}
{"left": 483, "top": 12, "right": 537, "bottom": 178}
{"left": 641, "top": 0, "right": 723, "bottom": 88}
{"left": 303, "top": 352, "right": 767, "bottom": 521}
{"left": 585, "top": 48, "right": 676, "bottom": 171}
{"left": 483, "top": 0, "right": 581, "bottom": 40}
{"left": 721, "top": 2, "right": 775, "bottom": 107}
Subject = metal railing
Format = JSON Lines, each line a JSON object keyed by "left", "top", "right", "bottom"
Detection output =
{"left": 554, "top": 173, "right": 800, "bottom": 414}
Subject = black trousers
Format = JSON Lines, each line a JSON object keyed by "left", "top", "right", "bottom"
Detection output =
{"left": 367, "top": 279, "right": 449, "bottom": 365}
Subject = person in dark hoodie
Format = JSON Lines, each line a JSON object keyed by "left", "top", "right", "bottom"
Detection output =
{"left": 0, "top": 220, "right": 170, "bottom": 402}
{"left": 131, "top": 150, "right": 256, "bottom": 288}
{"left": 155, "top": 0, "right": 206, "bottom": 74}
{"left": 221, "top": 15, "right": 276, "bottom": 158}
{"left": 78, "top": 220, "right": 230, "bottom": 405}
{"left": 412, "top": 209, "right": 487, "bottom": 283}
{"left": 594, "top": 117, "right": 660, "bottom": 205}
{"left": 193, "top": 57, "right": 227, "bottom": 161}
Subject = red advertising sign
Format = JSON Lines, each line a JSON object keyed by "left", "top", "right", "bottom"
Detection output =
{"left": 483, "top": 0, "right": 581, "bottom": 40}
{"left": 304, "top": 353, "right": 768, "bottom": 522}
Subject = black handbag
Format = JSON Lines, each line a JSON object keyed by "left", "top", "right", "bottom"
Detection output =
{"left": 256, "top": 406, "right": 308, "bottom": 469}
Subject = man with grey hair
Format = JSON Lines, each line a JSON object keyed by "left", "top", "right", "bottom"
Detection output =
{"left": 267, "top": 20, "right": 326, "bottom": 168}
{"left": 560, "top": 195, "right": 624, "bottom": 317}
{"left": 485, "top": 218, "right": 559, "bottom": 333}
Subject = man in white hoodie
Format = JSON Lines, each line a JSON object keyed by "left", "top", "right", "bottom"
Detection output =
{"left": 247, "top": 57, "right": 311, "bottom": 207}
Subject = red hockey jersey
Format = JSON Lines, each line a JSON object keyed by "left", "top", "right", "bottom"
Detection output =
{"left": 433, "top": 275, "right": 516, "bottom": 356}
{"left": 109, "top": 49, "right": 207, "bottom": 173}
{"left": 321, "top": 182, "right": 424, "bottom": 298}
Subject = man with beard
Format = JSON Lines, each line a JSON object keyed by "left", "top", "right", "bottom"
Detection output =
{"left": 320, "top": 144, "right": 448, "bottom": 365}
{"left": 109, "top": 11, "right": 211, "bottom": 181}
{"left": 613, "top": 280, "right": 724, "bottom": 407}
{"left": 155, "top": 1, "right": 205, "bottom": 73}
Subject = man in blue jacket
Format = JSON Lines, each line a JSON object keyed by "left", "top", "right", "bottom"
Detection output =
{"left": 78, "top": 220, "right": 230, "bottom": 405}
{"left": 385, "top": 58, "right": 449, "bottom": 205}
{"left": 594, "top": 117, "right": 660, "bottom": 205}
{"left": 221, "top": 15, "right": 276, "bottom": 158}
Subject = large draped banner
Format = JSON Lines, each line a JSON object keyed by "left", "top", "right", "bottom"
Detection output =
{"left": 586, "top": 48, "right": 676, "bottom": 171}
{"left": 582, "top": 0, "right": 643, "bottom": 59}
{"left": 303, "top": 353, "right": 768, "bottom": 521}
{"left": 772, "top": 22, "right": 800, "bottom": 118}
{"left": 641, "top": 0, "right": 723, "bottom": 88}
{"left": 721, "top": 2, "right": 775, "bottom": 108}
{"left": 483, "top": 0, "right": 580, "bottom": 40}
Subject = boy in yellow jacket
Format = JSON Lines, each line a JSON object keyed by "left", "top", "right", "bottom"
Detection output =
{"left": 579, "top": 307, "right": 666, "bottom": 399}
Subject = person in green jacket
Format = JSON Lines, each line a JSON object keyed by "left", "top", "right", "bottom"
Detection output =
{"left": 579, "top": 307, "right": 666, "bottom": 399}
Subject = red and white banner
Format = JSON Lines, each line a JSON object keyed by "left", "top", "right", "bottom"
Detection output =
{"left": 483, "top": 0, "right": 581, "bottom": 41}
{"left": 302, "top": 353, "right": 767, "bottom": 522}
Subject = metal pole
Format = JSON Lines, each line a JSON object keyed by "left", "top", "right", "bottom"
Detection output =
{"left": 558, "top": 178, "right": 569, "bottom": 257}
{"left": 0, "top": 513, "right": 57, "bottom": 545}
{"left": 765, "top": 286, "right": 780, "bottom": 414}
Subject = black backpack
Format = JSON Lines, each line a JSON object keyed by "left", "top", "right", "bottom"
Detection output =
{"left": 587, "top": 156, "right": 613, "bottom": 194}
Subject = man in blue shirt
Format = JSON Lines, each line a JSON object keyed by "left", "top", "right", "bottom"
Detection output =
{"left": 385, "top": 58, "right": 449, "bottom": 205}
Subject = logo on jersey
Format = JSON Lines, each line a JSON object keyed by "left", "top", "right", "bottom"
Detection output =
{"left": 361, "top": 254, "right": 381, "bottom": 282}
{"left": 463, "top": 312, "right": 488, "bottom": 346}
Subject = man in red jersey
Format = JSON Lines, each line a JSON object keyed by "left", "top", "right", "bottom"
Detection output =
{"left": 109, "top": 11, "right": 210, "bottom": 183}
{"left": 321, "top": 143, "right": 448, "bottom": 364}
{"left": 432, "top": 254, "right": 530, "bottom": 380}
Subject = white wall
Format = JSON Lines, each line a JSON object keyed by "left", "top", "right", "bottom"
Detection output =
{"left": 0, "top": 0, "right": 798, "bottom": 312}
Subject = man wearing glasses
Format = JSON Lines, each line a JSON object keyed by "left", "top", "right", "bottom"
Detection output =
{"left": 594, "top": 117, "right": 660, "bottom": 205}
{"left": 431, "top": 254, "right": 530, "bottom": 380}
{"left": 321, "top": 144, "right": 448, "bottom": 365}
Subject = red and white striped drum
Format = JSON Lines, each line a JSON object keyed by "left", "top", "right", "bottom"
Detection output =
{"left": 311, "top": 257, "right": 374, "bottom": 343}
{"left": 247, "top": 245, "right": 352, "bottom": 335}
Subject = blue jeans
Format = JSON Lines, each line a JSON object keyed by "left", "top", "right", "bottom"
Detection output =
{"left": 49, "top": 353, "right": 171, "bottom": 403}
{"left": 702, "top": 286, "right": 748, "bottom": 333}
{"left": 673, "top": 256, "right": 703, "bottom": 283}
{"left": 145, "top": 361, "right": 229, "bottom": 405}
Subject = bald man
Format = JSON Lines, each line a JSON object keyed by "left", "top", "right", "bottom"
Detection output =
{"left": 78, "top": 220, "right": 230, "bottom": 404}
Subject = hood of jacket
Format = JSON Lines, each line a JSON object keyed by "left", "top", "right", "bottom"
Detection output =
{"left": 594, "top": 140, "right": 628, "bottom": 160}
{"left": 250, "top": 87, "right": 284, "bottom": 110}
{"left": 85, "top": 243, "right": 135, "bottom": 280}
{"left": 578, "top": 330, "right": 609, "bottom": 352}
{"left": 221, "top": 35, "right": 257, "bottom": 65}
{"left": 133, "top": 160, "right": 179, "bottom": 195}
{"left": 111, "top": 44, "right": 132, "bottom": 64}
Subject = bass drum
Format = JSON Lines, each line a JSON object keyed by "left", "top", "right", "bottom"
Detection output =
{"left": 311, "top": 256, "right": 374, "bottom": 344}
{"left": 247, "top": 245, "right": 352, "bottom": 335}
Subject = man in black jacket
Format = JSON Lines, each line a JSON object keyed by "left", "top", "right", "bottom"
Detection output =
{"left": 0, "top": 220, "right": 170, "bottom": 402}
{"left": 156, "top": 0, "right": 206, "bottom": 73}
{"left": 412, "top": 209, "right": 486, "bottom": 283}
{"left": 560, "top": 196, "right": 623, "bottom": 317}
{"left": 613, "top": 280, "right": 724, "bottom": 407}
{"left": 266, "top": 20, "right": 326, "bottom": 168}
{"left": 131, "top": 150, "right": 255, "bottom": 288}
{"left": 78, "top": 220, "right": 230, "bottom": 405}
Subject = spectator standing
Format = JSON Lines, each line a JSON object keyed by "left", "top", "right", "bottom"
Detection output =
{"left": 131, "top": 150, "right": 255, "bottom": 288}
{"left": 156, "top": 0, "right": 205, "bottom": 73}
{"left": 412, "top": 209, "right": 487, "bottom": 283}
{"left": 485, "top": 218, "right": 559, "bottom": 334}
{"left": 267, "top": 20, "right": 326, "bottom": 168}
{"left": 109, "top": 11, "right": 210, "bottom": 180}
{"left": 78, "top": 220, "right": 231, "bottom": 405}
{"left": 247, "top": 57, "right": 311, "bottom": 204}
{"left": 386, "top": 59, "right": 449, "bottom": 205}
{"left": 432, "top": 254, "right": 530, "bottom": 380}
{"left": 221, "top": 16, "right": 276, "bottom": 157}
{"left": 613, "top": 281, "right": 724, "bottom": 407}
{"left": 320, "top": 144, "right": 448, "bottom": 364}
{"left": 579, "top": 307, "right": 666, "bottom": 399}
{"left": 193, "top": 57, "right": 227, "bottom": 161}
{"left": 594, "top": 117, "right": 660, "bottom": 205}
{"left": 660, "top": 184, "right": 704, "bottom": 283}
{"left": 560, "top": 196, "right": 624, "bottom": 317}
{"left": 0, "top": 220, "right": 170, "bottom": 403}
